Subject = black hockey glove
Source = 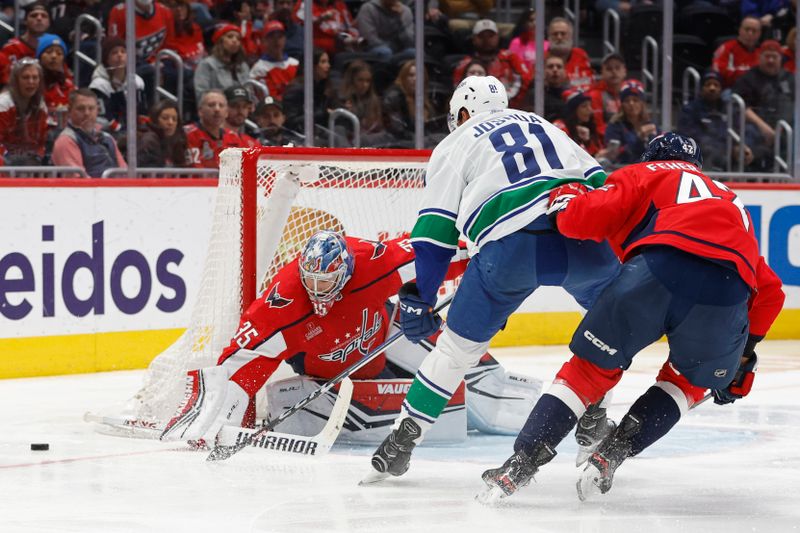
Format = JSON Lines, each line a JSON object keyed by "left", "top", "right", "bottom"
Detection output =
{"left": 712, "top": 352, "right": 758, "bottom": 405}
{"left": 398, "top": 282, "right": 441, "bottom": 344}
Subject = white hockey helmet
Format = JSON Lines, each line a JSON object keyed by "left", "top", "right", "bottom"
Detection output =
{"left": 447, "top": 75, "right": 508, "bottom": 132}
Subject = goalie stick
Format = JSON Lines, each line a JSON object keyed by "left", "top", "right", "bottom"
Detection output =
{"left": 206, "top": 295, "right": 455, "bottom": 462}
{"left": 83, "top": 379, "right": 352, "bottom": 457}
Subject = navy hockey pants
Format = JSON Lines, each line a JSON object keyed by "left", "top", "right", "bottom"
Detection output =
{"left": 570, "top": 246, "right": 751, "bottom": 389}
{"left": 446, "top": 221, "right": 621, "bottom": 344}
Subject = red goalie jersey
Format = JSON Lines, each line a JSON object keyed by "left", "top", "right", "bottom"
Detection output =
{"left": 556, "top": 161, "right": 784, "bottom": 336}
{"left": 218, "top": 236, "right": 468, "bottom": 397}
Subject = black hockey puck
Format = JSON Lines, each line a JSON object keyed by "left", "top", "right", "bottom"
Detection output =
{"left": 30, "top": 443, "right": 49, "bottom": 451}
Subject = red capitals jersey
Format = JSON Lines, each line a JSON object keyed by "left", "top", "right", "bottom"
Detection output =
{"left": 218, "top": 236, "right": 468, "bottom": 396}
{"left": 563, "top": 47, "right": 595, "bottom": 92}
{"left": 162, "top": 22, "right": 206, "bottom": 68}
{"left": 453, "top": 51, "right": 532, "bottom": 108}
{"left": 43, "top": 75, "right": 75, "bottom": 125}
{"left": 292, "top": 0, "right": 359, "bottom": 55}
{"left": 556, "top": 161, "right": 785, "bottom": 336}
{"left": 712, "top": 39, "right": 759, "bottom": 87}
{"left": 184, "top": 123, "right": 242, "bottom": 169}
{"left": 108, "top": 2, "right": 174, "bottom": 63}
{"left": 0, "top": 37, "right": 36, "bottom": 85}
{"left": 250, "top": 55, "right": 300, "bottom": 101}
{"left": 588, "top": 79, "right": 619, "bottom": 134}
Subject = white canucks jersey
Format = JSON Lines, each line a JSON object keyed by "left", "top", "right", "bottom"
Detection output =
{"left": 411, "top": 108, "right": 605, "bottom": 252}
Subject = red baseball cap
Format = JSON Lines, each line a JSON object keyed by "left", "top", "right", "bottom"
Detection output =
{"left": 263, "top": 20, "right": 286, "bottom": 35}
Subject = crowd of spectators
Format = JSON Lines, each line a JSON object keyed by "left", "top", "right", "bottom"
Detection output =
{"left": 0, "top": 0, "right": 796, "bottom": 177}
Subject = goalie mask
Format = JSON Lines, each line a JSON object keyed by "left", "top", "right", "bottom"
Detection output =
{"left": 447, "top": 75, "right": 508, "bottom": 132}
{"left": 299, "top": 230, "right": 354, "bottom": 317}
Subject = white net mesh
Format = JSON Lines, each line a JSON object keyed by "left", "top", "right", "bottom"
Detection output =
{"left": 117, "top": 148, "right": 428, "bottom": 428}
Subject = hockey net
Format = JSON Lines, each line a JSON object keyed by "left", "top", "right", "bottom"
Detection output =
{"left": 105, "top": 147, "right": 430, "bottom": 431}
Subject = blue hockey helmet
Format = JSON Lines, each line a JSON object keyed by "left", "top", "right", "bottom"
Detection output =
{"left": 640, "top": 132, "right": 703, "bottom": 169}
{"left": 299, "top": 230, "right": 354, "bottom": 316}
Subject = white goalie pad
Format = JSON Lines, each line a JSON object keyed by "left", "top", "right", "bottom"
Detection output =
{"left": 265, "top": 375, "right": 467, "bottom": 444}
{"left": 464, "top": 362, "right": 543, "bottom": 436}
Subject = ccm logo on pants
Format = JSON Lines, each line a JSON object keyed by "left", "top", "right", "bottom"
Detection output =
{"left": 584, "top": 330, "right": 618, "bottom": 355}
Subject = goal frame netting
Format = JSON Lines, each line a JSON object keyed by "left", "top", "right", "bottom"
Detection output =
{"left": 97, "top": 146, "right": 432, "bottom": 432}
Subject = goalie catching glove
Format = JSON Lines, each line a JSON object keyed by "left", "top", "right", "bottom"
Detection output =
{"left": 546, "top": 182, "right": 589, "bottom": 227}
{"left": 398, "top": 282, "right": 442, "bottom": 343}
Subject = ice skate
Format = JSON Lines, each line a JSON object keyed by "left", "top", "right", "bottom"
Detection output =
{"left": 575, "top": 402, "right": 617, "bottom": 466}
{"left": 577, "top": 413, "right": 640, "bottom": 501}
{"left": 476, "top": 442, "right": 556, "bottom": 504}
{"left": 363, "top": 417, "right": 422, "bottom": 484}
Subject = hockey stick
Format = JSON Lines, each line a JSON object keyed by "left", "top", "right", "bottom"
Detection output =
{"left": 84, "top": 380, "right": 352, "bottom": 457}
{"left": 206, "top": 294, "right": 455, "bottom": 462}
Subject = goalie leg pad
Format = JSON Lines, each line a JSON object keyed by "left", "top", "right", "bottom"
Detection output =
{"left": 160, "top": 366, "right": 250, "bottom": 443}
{"left": 265, "top": 375, "right": 466, "bottom": 444}
{"left": 464, "top": 363, "right": 543, "bottom": 435}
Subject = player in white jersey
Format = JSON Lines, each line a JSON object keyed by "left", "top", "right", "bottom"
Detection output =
{"left": 366, "top": 76, "right": 622, "bottom": 481}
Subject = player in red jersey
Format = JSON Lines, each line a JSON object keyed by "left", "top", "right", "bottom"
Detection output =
{"left": 161, "top": 230, "right": 543, "bottom": 445}
{"left": 184, "top": 89, "right": 242, "bottom": 169}
{"left": 480, "top": 133, "right": 785, "bottom": 503}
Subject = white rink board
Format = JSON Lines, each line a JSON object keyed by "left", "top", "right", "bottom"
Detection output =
{"left": 1, "top": 183, "right": 798, "bottom": 341}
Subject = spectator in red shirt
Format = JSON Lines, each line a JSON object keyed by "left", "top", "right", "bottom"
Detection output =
{"left": 588, "top": 52, "right": 627, "bottom": 133}
{"left": 0, "top": 2, "right": 50, "bottom": 86}
{"left": 547, "top": 17, "right": 594, "bottom": 92}
{"left": 107, "top": 0, "right": 174, "bottom": 65}
{"left": 138, "top": 100, "right": 189, "bottom": 168}
{"left": 36, "top": 33, "right": 73, "bottom": 129}
{"left": 452, "top": 19, "right": 532, "bottom": 109}
{"left": 221, "top": 0, "right": 262, "bottom": 62}
{"left": 250, "top": 20, "right": 300, "bottom": 100}
{"left": 163, "top": 0, "right": 207, "bottom": 69}
{"left": 712, "top": 16, "right": 762, "bottom": 87}
{"left": 184, "top": 89, "right": 241, "bottom": 169}
{"left": 554, "top": 89, "right": 608, "bottom": 160}
{"left": 292, "top": 0, "right": 360, "bottom": 57}
{"left": 0, "top": 58, "right": 48, "bottom": 165}
{"left": 223, "top": 84, "right": 260, "bottom": 148}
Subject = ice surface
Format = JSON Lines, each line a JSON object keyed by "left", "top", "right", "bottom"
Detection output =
{"left": 1, "top": 342, "right": 799, "bottom": 533}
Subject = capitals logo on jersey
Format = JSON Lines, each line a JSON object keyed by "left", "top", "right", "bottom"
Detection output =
{"left": 360, "top": 239, "right": 387, "bottom": 260}
{"left": 318, "top": 309, "right": 382, "bottom": 363}
{"left": 265, "top": 283, "right": 293, "bottom": 308}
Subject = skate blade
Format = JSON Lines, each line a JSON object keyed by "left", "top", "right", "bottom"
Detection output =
{"left": 576, "top": 470, "right": 601, "bottom": 502}
{"left": 475, "top": 485, "right": 507, "bottom": 506}
{"left": 359, "top": 469, "right": 391, "bottom": 485}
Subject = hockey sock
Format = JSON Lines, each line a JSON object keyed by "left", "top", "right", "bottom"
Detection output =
{"left": 624, "top": 386, "right": 681, "bottom": 456}
{"left": 514, "top": 393, "right": 578, "bottom": 455}
{"left": 400, "top": 369, "right": 453, "bottom": 432}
